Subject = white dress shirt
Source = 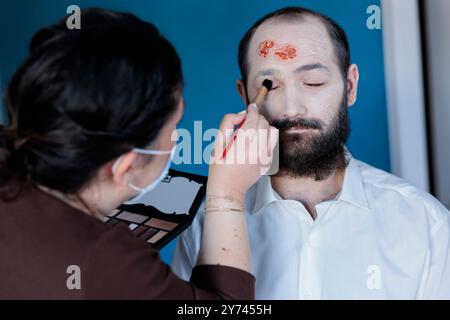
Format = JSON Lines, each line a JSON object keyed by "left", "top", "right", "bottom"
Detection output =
{"left": 172, "top": 156, "right": 450, "bottom": 299}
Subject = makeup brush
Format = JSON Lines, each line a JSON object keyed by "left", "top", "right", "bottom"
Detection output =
{"left": 253, "top": 79, "right": 273, "bottom": 107}
{"left": 220, "top": 79, "right": 273, "bottom": 160}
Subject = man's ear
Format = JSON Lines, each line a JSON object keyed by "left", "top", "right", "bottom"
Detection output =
{"left": 110, "top": 151, "right": 137, "bottom": 185}
{"left": 346, "top": 64, "right": 359, "bottom": 107}
{"left": 236, "top": 80, "right": 249, "bottom": 106}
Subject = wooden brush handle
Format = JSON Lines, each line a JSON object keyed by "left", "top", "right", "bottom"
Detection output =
{"left": 252, "top": 86, "right": 269, "bottom": 107}
{"left": 220, "top": 87, "right": 269, "bottom": 160}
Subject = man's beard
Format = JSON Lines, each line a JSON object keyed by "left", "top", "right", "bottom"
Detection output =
{"left": 271, "top": 94, "right": 350, "bottom": 181}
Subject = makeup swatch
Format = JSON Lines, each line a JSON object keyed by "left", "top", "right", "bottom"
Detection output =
{"left": 117, "top": 211, "right": 148, "bottom": 224}
{"left": 103, "top": 169, "right": 208, "bottom": 250}
{"left": 145, "top": 218, "right": 177, "bottom": 231}
{"left": 148, "top": 231, "right": 168, "bottom": 244}
{"left": 103, "top": 210, "right": 180, "bottom": 247}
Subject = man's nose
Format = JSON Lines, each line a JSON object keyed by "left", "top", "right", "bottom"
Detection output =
{"left": 283, "top": 84, "right": 307, "bottom": 118}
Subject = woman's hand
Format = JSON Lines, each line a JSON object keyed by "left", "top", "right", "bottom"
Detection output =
{"left": 207, "top": 103, "right": 279, "bottom": 202}
{"left": 197, "top": 104, "right": 278, "bottom": 273}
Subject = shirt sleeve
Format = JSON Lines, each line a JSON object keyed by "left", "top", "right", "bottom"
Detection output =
{"left": 83, "top": 223, "right": 254, "bottom": 300}
{"left": 172, "top": 233, "right": 197, "bottom": 281}
{"left": 172, "top": 204, "right": 205, "bottom": 281}
{"left": 421, "top": 205, "right": 450, "bottom": 299}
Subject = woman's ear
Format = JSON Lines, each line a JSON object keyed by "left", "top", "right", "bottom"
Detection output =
{"left": 111, "top": 151, "right": 137, "bottom": 185}
{"left": 236, "top": 80, "right": 249, "bottom": 105}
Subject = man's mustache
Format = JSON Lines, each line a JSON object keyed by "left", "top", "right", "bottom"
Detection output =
{"left": 271, "top": 117, "right": 323, "bottom": 131}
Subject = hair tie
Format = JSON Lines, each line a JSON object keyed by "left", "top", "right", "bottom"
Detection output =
{"left": 13, "top": 136, "right": 30, "bottom": 151}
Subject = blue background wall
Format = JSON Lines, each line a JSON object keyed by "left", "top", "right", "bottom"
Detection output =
{"left": 0, "top": 0, "right": 389, "bottom": 263}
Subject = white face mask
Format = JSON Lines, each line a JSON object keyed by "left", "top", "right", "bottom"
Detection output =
{"left": 112, "top": 145, "right": 176, "bottom": 205}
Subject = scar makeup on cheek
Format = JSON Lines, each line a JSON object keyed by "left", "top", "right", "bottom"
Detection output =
{"left": 258, "top": 40, "right": 297, "bottom": 60}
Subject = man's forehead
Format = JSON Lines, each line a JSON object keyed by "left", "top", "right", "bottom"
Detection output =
{"left": 248, "top": 18, "right": 334, "bottom": 65}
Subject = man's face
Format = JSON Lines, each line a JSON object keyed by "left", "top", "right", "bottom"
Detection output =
{"left": 243, "top": 17, "right": 352, "bottom": 179}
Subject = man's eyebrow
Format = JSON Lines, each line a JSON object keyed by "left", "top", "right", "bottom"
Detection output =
{"left": 295, "top": 63, "right": 330, "bottom": 73}
{"left": 254, "top": 68, "right": 280, "bottom": 78}
{"left": 254, "top": 64, "right": 329, "bottom": 79}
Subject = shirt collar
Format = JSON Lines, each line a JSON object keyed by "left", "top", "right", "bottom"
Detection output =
{"left": 251, "top": 174, "right": 282, "bottom": 215}
{"left": 337, "top": 155, "right": 370, "bottom": 211}
{"left": 250, "top": 152, "right": 370, "bottom": 215}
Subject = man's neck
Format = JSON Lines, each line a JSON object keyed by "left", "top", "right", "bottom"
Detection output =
{"left": 270, "top": 167, "right": 345, "bottom": 220}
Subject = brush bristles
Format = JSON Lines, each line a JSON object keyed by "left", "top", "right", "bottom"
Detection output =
{"left": 262, "top": 79, "right": 273, "bottom": 91}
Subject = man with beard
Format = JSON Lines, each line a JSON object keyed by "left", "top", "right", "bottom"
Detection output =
{"left": 172, "top": 7, "right": 450, "bottom": 299}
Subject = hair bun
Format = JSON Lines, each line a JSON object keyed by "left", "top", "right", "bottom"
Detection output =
{"left": 0, "top": 125, "right": 27, "bottom": 176}
{"left": 0, "top": 126, "right": 27, "bottom": 199}
{"left": 0, "top": 125, "right": 15, "bottom": 152}
{"left": 29, "top": 27, "right": 56, "bottom": 53}
{"left": 0, "top": 126, "right": 16, "bottom": 183}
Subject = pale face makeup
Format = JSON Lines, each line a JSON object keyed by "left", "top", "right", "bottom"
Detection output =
{"left": 246, "top": 17, "right": 346, "bottom": 133}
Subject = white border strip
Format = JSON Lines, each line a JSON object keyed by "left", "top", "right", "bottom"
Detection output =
{"left": 381, "top": 0, "right": 429, "bottom": 191}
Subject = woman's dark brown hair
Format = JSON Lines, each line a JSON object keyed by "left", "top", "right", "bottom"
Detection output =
{"left": 0, "top": 8, "right": 183, "bottom": 200}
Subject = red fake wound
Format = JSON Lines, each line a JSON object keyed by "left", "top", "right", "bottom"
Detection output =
{"left": 258, "top": 40, "right": 297, "bottom": 60}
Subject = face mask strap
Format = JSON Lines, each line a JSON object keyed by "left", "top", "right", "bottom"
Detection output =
{"left": 128, "top": 183, "right": 145, "bottom": 193}
{"left": 111, "top": 147, "right": 173, "bottom": 174}
{"left": 112, "top": 146, "right": 176, "bottom": 204}
{"left": 133, "top": 148, "right": 173, "bottom": 155}
{"left": 111, "top": 155, "right": 124, "bottom": 174}
{"left": 111, "top": 157, "right": 147, "bottom": 193}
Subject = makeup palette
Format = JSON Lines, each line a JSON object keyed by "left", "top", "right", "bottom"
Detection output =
{"left": 104, "top": 169, "right": 207, "bottom": 250}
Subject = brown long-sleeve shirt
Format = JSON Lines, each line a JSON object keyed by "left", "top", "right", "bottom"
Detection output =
{"left": 0, "top": 185, "right": 255, "bottom": 299}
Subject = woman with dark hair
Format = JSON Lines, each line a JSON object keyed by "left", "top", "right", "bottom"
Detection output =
{"left": 0, "top": 8, "right": 277, "bottom": 299}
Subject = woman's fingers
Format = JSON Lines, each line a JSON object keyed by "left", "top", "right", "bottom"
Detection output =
{"left": 212, "top": 112, "right": 247, "bottom": 161}
{"left": 240, "top": 103, "right": 259, "bottom": 132}
{"left": 214, "top": 104, "right": 261, "bottom": 159}
{"left": 219, "top": 113, "right": 247, "bottom": 131}
{"left": 212, "top": 104, "right": 278, "bottom": 168}
{"left": 208, "top": 105, "right": 278, "bottom": 199}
